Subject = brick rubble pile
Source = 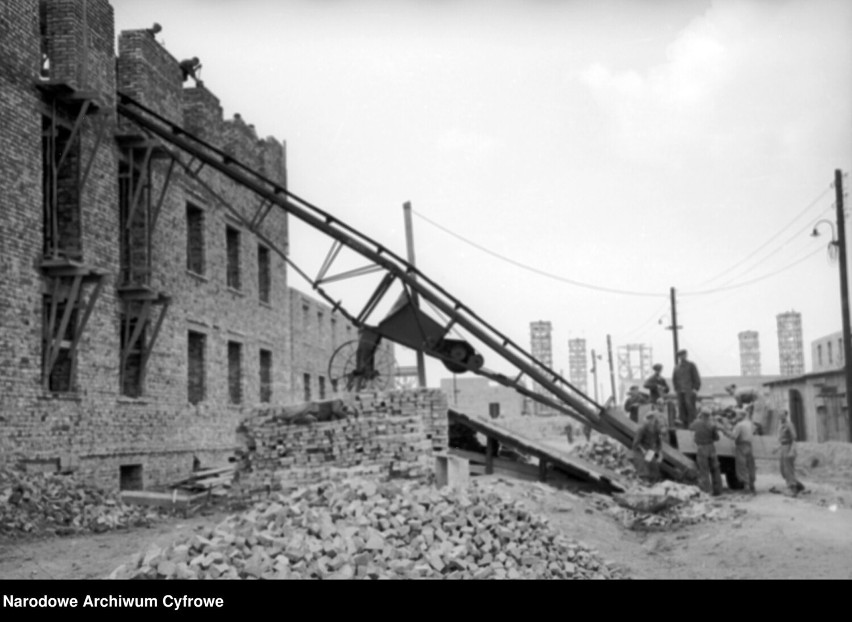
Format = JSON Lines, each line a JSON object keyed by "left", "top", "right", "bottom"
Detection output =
{"left": 109, "top": 478, "right": 629, "bottom": 580}
{"left": 235, "top": 391, "right": 448, "bottom": 493}
{"left": 589, "top": 481, "right": 746, "bottom": 530}
{"left": 0, "top": 466, "right": 164, "bottom": 538}
{"left": 571, "top": 437, "right": 637, "bottom": 479}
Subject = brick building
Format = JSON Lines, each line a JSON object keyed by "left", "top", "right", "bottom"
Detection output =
{"left": 0, "top": 0, "right": 375, "bottom": 490}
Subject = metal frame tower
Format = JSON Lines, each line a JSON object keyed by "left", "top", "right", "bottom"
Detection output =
{"left": 617, "top": 343, "right": 653, "bottom": 401}
{"left": 738, "top": 330, "right": 762, "bottom": 376}
{"left": 777, "top": 311, "right": 804, "bottom": 376}
{"left": 568, "top": 338, "right": 588, "bottom": 394}
{"left": 530, "top": 321, "right": 554, "bottom": 414}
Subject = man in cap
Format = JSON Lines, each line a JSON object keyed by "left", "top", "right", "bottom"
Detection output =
{"left": 672, "top": 349, "right": 701, "bottom": 427}
{"left": 632, "top": 411, "right": 663, "bottom": 484}
{"left": 179, "top": 57, "right": 203, "bottom": 85}
{"left": 644, "top": 363, "right": 670, "bottom": 403}
{"left": 689, "top": 408, "right": 722, "bottom": 496}
{"left": 623, "top": 385, "right": 649, "bottom": 423}
{"left": 722, "top": 408, "right": 757, "bottom": 494}
{"left": 774, "top": 411, "right": 806, "bottom": 496}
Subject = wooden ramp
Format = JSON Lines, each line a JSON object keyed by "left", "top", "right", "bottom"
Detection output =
{"left": 448, "top": 409, "right": 630, "bottom": 492}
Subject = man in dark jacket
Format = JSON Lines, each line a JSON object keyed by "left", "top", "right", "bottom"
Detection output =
{"left": 643, "top": 363, "right": 670, "bottom": 403}
{"left": 673, "top": 349, "right": 701, "bottom": 427}
{"left": 690, "top": 409, "right": 723, "bottom": 496}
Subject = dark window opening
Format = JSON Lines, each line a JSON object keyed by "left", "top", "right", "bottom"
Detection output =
{"left": 42, "top": 116, "right": 82, "bottom": 259}
{"left": 42, "top": 295, "right": 78, "bottom": 393}
{"left": 187, "top": 331, "right": 206, "bottom": 404}
{"left": 228, "top": 341, "right": 243, "bottom": 404}
{"left": 186, "top": 204, "right": 205, "bottom": 275}
{"left": 226, "top": 226, "right": 241, "bottom": 290}
{"left": 318, "top": 376, "right": 326, "bottom": 400}
{"left": 119, "top": 464, "right": 143, "bottom": 491}
{"left": 259, "top": 349, "right": 272, "bottom": 403}
{"left": 303, "top": 373, "right": 311, "bottom": 402}
{"left": 120, "top": 314, "right": 147, "bottom": 398}
{"left": 258, "top": 245, "right": 271, "bottom": 303}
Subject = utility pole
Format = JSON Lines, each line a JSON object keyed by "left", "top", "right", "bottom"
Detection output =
{"left": 606, "top": 334, "right": 617, "bottom": 403}
{"left": 590, "top": 349, "right": 599, "bottom": 402}
{"left": 834, "top": 170, "right": 852, "bottom": 442}
{"left": 666, "top": 287, "right": 683, "bottom": 368}
{"left": 403, "top": 201, "right": 427, "bottom": 388}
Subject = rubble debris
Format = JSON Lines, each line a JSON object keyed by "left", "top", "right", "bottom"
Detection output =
{"left": 109, "top": 478, "right": 630, "bottom": 580}
{"left": 0, "top": 466, "right": 166, "bottom": 538}
{"left": 586, "top": 481, "right": 745, "bottom": 531}
{"left": 571, "top": 437, "right": 637, "bottom": 480}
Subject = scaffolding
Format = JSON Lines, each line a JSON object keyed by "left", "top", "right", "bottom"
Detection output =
{"left": 738, "top": 330, "right": 762, "bottom": 376}
{"left": 530, "top": 321, "right": 553, "bottom": 415}
{"left": 777, "top": 311, "right": 805, "bottom": 376}
{"left": 617, "top": 344, "right": 653, "bottom": 402}
{"left": 568, "top": 338, "right": 588, "bottom": 394}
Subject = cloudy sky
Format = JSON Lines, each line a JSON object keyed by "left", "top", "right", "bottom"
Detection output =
{"left": 113, "top": 0, "right": 852, "bottom": 396}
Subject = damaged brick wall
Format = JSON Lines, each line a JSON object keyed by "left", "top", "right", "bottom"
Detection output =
{"left": 235, "top": 390, "right": 449, "bottom": 493}
{"left": 0, "top": 0, "right": 350, "bottom": 491}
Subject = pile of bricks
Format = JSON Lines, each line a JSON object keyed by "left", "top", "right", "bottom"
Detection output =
{"left": 571, "top": 437, "right": 637, "bottom": 479}
{"left": 108, "top": 478, "right": 629, "bottom": 580}
{"left": 0, "top": 465, "right": 165, "bottom": 538}
{"left": 234, "top": 390, "right": 448, "bottom": 494}
{"left": 588, "top": 481, "right": 745, "bottom": 531}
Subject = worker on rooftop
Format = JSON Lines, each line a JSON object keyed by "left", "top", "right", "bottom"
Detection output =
{"left": 673, "top": 349, "right": 701, "bottom": 427}
{"left": 690, "top": 408, "right": 722, "bottom": 496}
{"left": 722, "top": 409, "right": 757, "bottom": 494}
{"left": 179, "top": 57, "right": 203, "bottom": 86}
{"left": 632, "top": 411, "right": 663, "bottom": 484}
{"left": 643, "top": 363, "right": 670, "bottom": 404}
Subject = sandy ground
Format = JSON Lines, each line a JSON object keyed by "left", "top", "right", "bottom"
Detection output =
{"left": 1, "top": 445, "right": 850, "bottom": 580}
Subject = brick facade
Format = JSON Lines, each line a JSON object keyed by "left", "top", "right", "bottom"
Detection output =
{"left": 0, "top": 0, "right": 367, "bottom": 491}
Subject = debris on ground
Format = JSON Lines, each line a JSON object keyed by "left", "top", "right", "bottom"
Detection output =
{"left": 571, "top": 437, "right": 637, "bottom": 479}
{"left": 108, "top": 477, "right": 629, "bottom": 580}
{"left": 0, "top": 466, "right": 167, "bottom": 538}
{"left": 585, "top": 481, "right": 745, "bottom": 531}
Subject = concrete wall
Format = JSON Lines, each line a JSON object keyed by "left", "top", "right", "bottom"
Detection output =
{"left": 765, "top": 371, "right": 848, "bottom": 443}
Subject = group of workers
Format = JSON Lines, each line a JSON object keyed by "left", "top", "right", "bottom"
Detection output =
{"left": 627, "top": 349, "right": 805, "bottom": 497}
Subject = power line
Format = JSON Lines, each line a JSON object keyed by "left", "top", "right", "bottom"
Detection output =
{"left": 693, "top": 186, "right": 832, "bottom": 287}
{"left": 413, "top": 210, "right": 668, "bottom": 298}
{"left": 681, "top": 245, "right": 825, "bottom": 296}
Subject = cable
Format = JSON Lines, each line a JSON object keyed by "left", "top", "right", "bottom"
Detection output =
{"left": 413, "top": 210, "right": 667, "bottom": 298}
{"left": 681, "top": 246, "right": 825, "bottom": 296}
{"left": 693, "top": 186, "right": 832, "bottom": 287}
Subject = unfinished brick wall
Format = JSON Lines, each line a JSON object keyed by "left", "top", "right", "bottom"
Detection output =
{"left": 235, "top": 390, "right": 449, "bottom": 492}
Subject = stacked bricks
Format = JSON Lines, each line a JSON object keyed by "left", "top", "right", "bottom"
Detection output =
{"left": 236, "top": 390, "right": 449, "bottom": 493}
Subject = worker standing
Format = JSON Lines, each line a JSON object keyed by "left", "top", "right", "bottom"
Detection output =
{"left": 673, "top": 349, "right": 701, "bottom": 427}
{"left": 722, "top": 409, "right": 757, "bottom": 494}
{"left": 643, "top": 363, "right": 670, "bottom": 403}
{"left": 623, "top": 385, "right": 649, "bottom": 423}
{"left": 775, "top": 411, "right": 806, "bottom": 496}
{"left": 632, "top": 412, "right": 663, "bottom": 484}
{"left": 689, "top": 409, "right": 722, "bottom": 496}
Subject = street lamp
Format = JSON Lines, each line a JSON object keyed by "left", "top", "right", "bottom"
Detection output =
{"left": 812, "top": 169, "right": 852, "bottom": 442}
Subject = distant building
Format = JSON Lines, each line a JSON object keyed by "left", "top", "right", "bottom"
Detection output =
{"left": 763, "top": 370, "right": 848, "bottom": 443}
{"left": 777, "top": 311, "right": 805, "bottom": 376}
{"left": 568, "top": 338, "right": 588, "bottom": 394}
{"left": 738, "top": 330, "right": 762, "bottom": 376}
{"left": 530, "top": 321, "right": 553, "bottom": 414}
{"left": 812, "top": 331, "right": 844, "bottom": 373}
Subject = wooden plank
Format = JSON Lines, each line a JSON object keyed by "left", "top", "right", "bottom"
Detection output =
{"left": 120, "top": 490, "right": 208, "bottom": 508}
{"left": 448, "top": 409, "right": 628, "bottom": 491}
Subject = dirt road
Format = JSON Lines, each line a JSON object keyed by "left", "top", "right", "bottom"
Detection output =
{"left": 0, "top": 472, "right": 849, "bottom": 580}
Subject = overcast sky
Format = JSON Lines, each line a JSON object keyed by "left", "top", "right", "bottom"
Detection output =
{"left": 113, "top": 0, "right": 852, "bottom": 395}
